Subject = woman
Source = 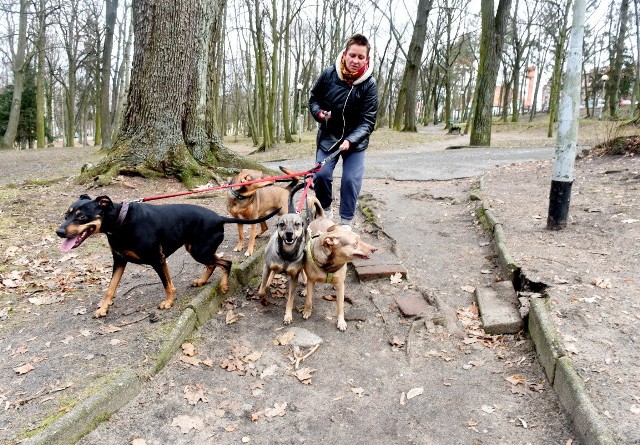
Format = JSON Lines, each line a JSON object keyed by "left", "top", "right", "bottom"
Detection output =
{"left": 309, "top": 33, "right": 378, "bottom": 228}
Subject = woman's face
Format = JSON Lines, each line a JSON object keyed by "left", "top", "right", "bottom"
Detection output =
{"left": 344, "top": 44, "right": 368, "bottom": 72}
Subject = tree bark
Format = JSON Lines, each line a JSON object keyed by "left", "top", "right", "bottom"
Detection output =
{"left": 469, "top": 0, "right": 513, "bottom": 146}
{"left": 2, "top": 0, "right": 30, "bottom": 149}
{"left": 94, "top": 0, "right": 248, "bottom": 186}
{"left": 99, "top": 0, "right": 118, "bottom": 149}
{"left": 607, "top": 0, "right": 630, "bottom": 119}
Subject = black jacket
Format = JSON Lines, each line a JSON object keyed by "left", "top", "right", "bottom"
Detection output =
{"left": 309, "top": 62, "right": 378, "bottom": 153}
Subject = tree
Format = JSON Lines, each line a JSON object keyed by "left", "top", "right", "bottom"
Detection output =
{"left": 393, "top": 0, "right": 432, "bottom": 132}
{"left": 99, "top": 0, "right": 118, "bottom": 149}
{"left": 469, "top": 0, "right": 513, "bottom": 146}
{"left": 1, "top": 0, "right": 31, "bottom": 149}
{"left": 607, "top": 0, "right": 630, "bottom": 119}
{"left": 92, "top": 0, "right": 253, "bottom": 186}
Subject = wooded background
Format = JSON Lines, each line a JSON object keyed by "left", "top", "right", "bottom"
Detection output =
{"left": 0, "top": 0, "right": 637, "bottom": 168}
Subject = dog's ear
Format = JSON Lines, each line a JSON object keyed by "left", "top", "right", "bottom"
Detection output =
{"left": 95, "top": 195, "right": 114, "bottom": 209}
{"left": 79, "top": 194, "right": 91, "bottom": 200}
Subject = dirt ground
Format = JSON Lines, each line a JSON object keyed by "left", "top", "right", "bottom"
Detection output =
{"left": 0, "top": 121, "right": 637, "bottom": 444}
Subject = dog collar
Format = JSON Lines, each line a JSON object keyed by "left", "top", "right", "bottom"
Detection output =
{"left": 306, "top": 238, "right": 333, "bottom": 283}
{"left": 229, "top": 187, "right": 248, "bottom": 200}
{"left": 117, "top": 202, "right": 130, "bottom": 226}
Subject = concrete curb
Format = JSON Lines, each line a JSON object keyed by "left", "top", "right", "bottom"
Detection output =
{"left": 25, "top": 245, "right": 267, "bottom": 445}
{"left": 479, "top": 195, "right": 616, "bottom": 445}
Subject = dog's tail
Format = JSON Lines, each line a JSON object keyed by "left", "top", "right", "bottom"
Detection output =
{"left": 220, "top": 208, "right": 281, "bottom": 225}
{"left": 279, "top": 166, "right": 301, "bottom": 191}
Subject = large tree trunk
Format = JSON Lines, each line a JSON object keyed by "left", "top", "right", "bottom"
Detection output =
{"left": 36, "top": 0, "right": 46, "bottom": 148}
{"left": 94, "top": 0, "right": 248, "bottom": 186}
{"left": 469, "top": 0, "right": 512, "bottom": 146}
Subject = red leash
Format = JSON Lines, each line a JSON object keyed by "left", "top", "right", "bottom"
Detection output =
{"left": 137, "top": 166, "right": 318, "bottom": 203}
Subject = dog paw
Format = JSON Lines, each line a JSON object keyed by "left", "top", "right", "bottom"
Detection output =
{"left": 244, "top": 251, "right": 252, "bottom": 257}
{"left": 337, "top": 320, "right": 347, "bottom": 331}
{"left": 158, "top": 300, "right": 173, "bottom": 310}
{"left": 93, "top": 308, "right": 108, "bottom": 318}
{"left": 302, "top": 309, "right": 312, "bottom": 319}
{"left": 191, "top": 279, "right": 205, "bottom": 287}
{"left": 221, "top": 283, "right": 229, "bottom": 293}
{"left": 283, "top": 314, "right": 293, "bottom": 325}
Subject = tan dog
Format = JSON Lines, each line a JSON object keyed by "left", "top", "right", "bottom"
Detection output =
{"left": 227, "top": 169, "right": 298, "bottom": 256}
{"left": 302, "top": 211, "right": 376, "bottom": 331}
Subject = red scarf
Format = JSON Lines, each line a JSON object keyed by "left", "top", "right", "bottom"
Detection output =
{"left": 340, "top": 56, "right": 368, "bottom": 85}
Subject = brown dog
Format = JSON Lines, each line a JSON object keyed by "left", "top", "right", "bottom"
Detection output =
{"left": 302, "top": 211, "right": 376, "bottom": 331}
{"left": 227, "top": 169, "right": 298, "bottom": 256}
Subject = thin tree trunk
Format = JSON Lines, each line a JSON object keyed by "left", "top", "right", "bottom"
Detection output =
{"left": 99, "top": 0, "right": 118, "bottom": 149}
{"left": 608, "top": 0, "right": 630, "bottom": 119}
{"left": 2, "top": 0, "right": 29, "bottom": 149}
{"left": 470, "top": 0, "right": 513, "bottom": 146}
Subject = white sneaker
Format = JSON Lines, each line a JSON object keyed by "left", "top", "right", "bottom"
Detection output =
{"left": 323, "top": 207, "right": 334, "bottom": 220}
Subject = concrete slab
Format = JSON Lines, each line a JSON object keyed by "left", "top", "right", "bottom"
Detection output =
{"left": 352, "top": 250, "right": 408, "bottom": 281}
{"left": 475, "top": 280, "right": 524, "bottom": 334}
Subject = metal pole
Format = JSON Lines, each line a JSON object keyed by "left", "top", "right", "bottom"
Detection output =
{"left": 547, "top": 0, "right": 587, "bottom": 230}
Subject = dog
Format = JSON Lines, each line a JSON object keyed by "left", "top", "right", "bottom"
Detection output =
{"left": 448, "top": 125, "right": 462, "bottom": 135}
{"left": 301, "top": 208, "right": 376, "bottom": 331}
{"left": 227, "top": 168, "right": 299, "bottom": 256}
{"left": 257, "top": 212, "right": 306, "bottom": 317}
{"left": 257, "top": 194, "right": 323, "bottom": 324}
{"left": 56, "top": 194, "right": 280, "bottom": 318}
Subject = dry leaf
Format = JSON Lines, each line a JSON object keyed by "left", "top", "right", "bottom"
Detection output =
{"left": 265, "top": 402, "right": 287, "bottom": 418}
{"left": 171, "top": 415, "right": 204, "bottom": 434}
{"left": 351, "top": 387, "right": 365, "bottom": 397}
{"left": 461, "top": 285, "right": 475, "bottom": 293}
{"left": 184, "top": 384, "right": 207, "bottom": 406}
{"left": 505, "top": 374, "right": 526, "bottom": 386}
{"left": 481, "top": 405, "right": 496, "bottom": 414}
{"left": 181, "top": 355, "right": 201, "bottom": 367}
{"left": 244, "top": 351, "right": 262, "bottom": 362}
{"left": 406, "top": 387, "right": 424, "bottom": 400}
{"left": 14, "top": 363, "right": 34, "bottom": 375}
{"left": 226, "top": 310, "right": 239, "bottom": 324}
{"left": 294, "top": 367, "right": 315, "bottom": 384}
{"left": 181, "top": 343, "right": 196, "bottom": 357}
{"left": 274, "top": 330, "right": 295, "bottom": 345}
{"left": 102, "top": 324, "right": 122, "bottom": 334}
{"left": 28, "top": 296, "right": 63, "bottom": 305}
{"left": 390, "top": 273, "right": 403, "bottom": 284}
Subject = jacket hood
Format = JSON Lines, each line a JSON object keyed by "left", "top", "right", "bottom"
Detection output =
{"left": 334, "top": 51, "right": 374, "bottom": 85}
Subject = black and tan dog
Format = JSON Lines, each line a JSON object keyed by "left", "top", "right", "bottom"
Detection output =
{"left": 302, "top": 208, "right": 376, "bottom": 331}
{"left": 56, "top": 194, "right": 279, "bottom": 318}
{"left": 227, "top": 168, "right": 299, "bottom": 256}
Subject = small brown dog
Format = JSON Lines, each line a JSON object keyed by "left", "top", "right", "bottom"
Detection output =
{"left": 302, "top": 210, "right": 376, "bottom": 331}
{"left": 227, "top": 169, "right": 298, "bottom": 256}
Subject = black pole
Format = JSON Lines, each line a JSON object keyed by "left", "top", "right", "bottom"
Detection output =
{"left": 547, "top": 180, "right": 573, "bottom": 230}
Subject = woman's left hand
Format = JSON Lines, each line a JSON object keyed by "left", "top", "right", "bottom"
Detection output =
{"left": 340, "top": 140, "right": 351, "bottom": 151}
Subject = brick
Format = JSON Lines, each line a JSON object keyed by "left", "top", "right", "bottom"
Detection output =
{"left": 354, "top": 263, "right": 408, "bottom": 281}
{"left": 475, "top": 281, "right": 523, "bottom": 334}
{"left": 394, "top": 294, "right": 430, "bottom": 317}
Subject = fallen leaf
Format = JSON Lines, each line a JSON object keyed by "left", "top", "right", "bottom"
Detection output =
{"left": 28, "top": 296, "right": 63, "bottom": 305}
{"left": 181, "top": 343, "right": 196, "bottom": 357}
{"left": 351, "top": 387, "right": 365, "bottom": 397}
{"left": 505, "top": 374, "right": 527, "bottom": 386}
{"left": 184, "top": 384, "right": 207, "bottom": 406}
{"left": 274, "top": 330, "right": 295, "bottom": 346}
{"left": 171, "top": 415, "right": 204, "bottom": 434}
{"left": 293, "top": 367, "right": 315, "bottom": 384}
{"left": 518, "top": 418, "right": 528, "bottom": 428}
{"left": 406, "top": 387, "right": 424, "bottom": 399}
{"left": 14, "top": 363, "right": 34, "bottom": 375}
{"left": 226, "top": 310, "right": 239, "bottom": 324}
{"left": 181, "top": 355, "right": 201, "bottom": 367}
{"left": 265, "top": 402, "right": 287, "bottom": 418}
{"left": 244, "top": 351, "right": 262, "bottom": 362}
{"left": 390, "top": 273, "right": 403, "bottom": 285}
{"left": 110, "top": 339, "right": 123, "bottom": 346}
{"left": 481, "top": 405, "right": 495, "bottom": 414}
{"left": 102, "top": 324, "right": 122, "bottom": 334}
{"left": 461, "top": 285, "right": 475, "bottom": 293}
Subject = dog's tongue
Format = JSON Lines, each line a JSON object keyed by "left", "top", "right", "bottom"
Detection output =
{"left": 60, "top": 237, "right": 78, "bottom": 252}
